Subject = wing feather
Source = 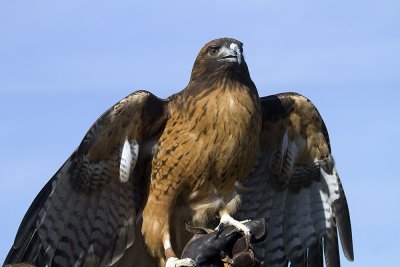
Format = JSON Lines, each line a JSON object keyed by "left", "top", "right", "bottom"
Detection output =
{"left": 283, "top": 191, "right": 302, "bottom": 258}
{"left": 307, "top": 240, "right": 323, "bottom": 267}
{"left": 237, "top": 92, "right": 353, "bottom": 267}
{"left": 324, "top": 229, "right": 340, "bottom": 267}
{"left": 333, "top": 180, "right": 354, "bottom": 261}
{"left": 5, "top": 90, "right": 169, "bottom": 267}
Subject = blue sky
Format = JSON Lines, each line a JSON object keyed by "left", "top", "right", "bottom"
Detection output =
{"left": 0, "top": 1, "right": 399, "bottom": 266}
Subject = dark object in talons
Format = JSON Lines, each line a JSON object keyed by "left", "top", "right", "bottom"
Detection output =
{"left": 181, "top": 218, "right": 267, "bottom": 267}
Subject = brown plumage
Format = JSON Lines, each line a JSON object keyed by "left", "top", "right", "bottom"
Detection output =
{"left": 4, "top": 38, "right": 262, "bottom": 267}
{"left": 142, "top": 38, "right": 261, "bottom": 263}
{"left": 4, "top": 39, "right": 353, "bottom": 267}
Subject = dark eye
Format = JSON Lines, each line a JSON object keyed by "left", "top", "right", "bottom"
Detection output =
{"left": 208, "top": 46, "right": 220, "bottom": 56}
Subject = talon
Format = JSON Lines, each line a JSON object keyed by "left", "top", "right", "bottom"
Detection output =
{"left": 165, "top": 257, "right": 197, "bottom": 267}
{"left": 219, "top": 213, "right": 251, "bottom": 235}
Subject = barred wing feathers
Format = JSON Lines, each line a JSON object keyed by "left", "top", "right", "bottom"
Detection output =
{"left": 237, "top": 92, "right": 354, "bottom": 267}
{"left": 5, "top": 90, "right": 168, "bottom": 267}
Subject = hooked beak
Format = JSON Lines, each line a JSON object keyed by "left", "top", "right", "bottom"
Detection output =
{"left": 219, "top": 43, "right": 242, "bottom": 64}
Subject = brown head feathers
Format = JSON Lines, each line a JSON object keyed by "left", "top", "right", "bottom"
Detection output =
{"left": 188, "top": 38, "right": 253, "bottom": 90}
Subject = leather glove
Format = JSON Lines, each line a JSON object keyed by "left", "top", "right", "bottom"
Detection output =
{"left": 181, "top": 219, "right": 267, "bottom": 267}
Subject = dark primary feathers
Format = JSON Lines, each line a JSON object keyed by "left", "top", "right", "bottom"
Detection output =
{"left": 236, "top": 92, "right": 354, "bottom": 267}
{"left": 5, "top": 90, "right": 168, "bottom": 266}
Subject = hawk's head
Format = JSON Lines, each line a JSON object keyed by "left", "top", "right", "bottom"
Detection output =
{"left": 190, "top": 38, "right": 251, "bottom": 84}
{"left": 199, "top": 38, "right": 243, "bottom": 65}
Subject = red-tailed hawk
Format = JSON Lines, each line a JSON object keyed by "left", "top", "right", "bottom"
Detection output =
{"left": 4, "top": 38, "right": 353, "bottom": 267}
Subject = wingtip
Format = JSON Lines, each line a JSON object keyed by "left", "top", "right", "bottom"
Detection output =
{"left": 333, "top": 181, "right": 354, "bottom": 262}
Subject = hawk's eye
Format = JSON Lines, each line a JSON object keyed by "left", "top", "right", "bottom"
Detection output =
{"left": 208, "top": 46, "right": 220, "bottom": 56}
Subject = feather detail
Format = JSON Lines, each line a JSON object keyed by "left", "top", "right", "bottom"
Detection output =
{"left": 332, "top": 176, "right": 354, "bottom": 261}
{"left": 324, "top": 229, "right": 340, "bottom": 267}
{"left": 237, "top": 92, "right": 353, "bottom": 267}
{"left": 307, "top": 240, "right": 323, "bottom": 267}
{"left": 295, "top": 188, "right": 317, "bottom": 250}
{"left": 284, "top": 190, "right": 303, "bottom": 259}
{"left": 266, "top": 189, "right": 288, "bottom": 266}
{"left": 4, "top": 90, "right": 168, "bottom": 266}
{"left": 119, "top": 138, "right": 139, "bottom": 183}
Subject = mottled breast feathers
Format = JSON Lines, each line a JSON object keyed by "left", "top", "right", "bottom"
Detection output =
{"left": 141, "top": 37, "right": 262, "bottom": 262}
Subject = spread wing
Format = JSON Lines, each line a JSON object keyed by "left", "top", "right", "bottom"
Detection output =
{"left": 237, "top": 92, "right": 354, "bottom": 267}
{"left": 5, "top": 90, "right": 168, "bottom": 267}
